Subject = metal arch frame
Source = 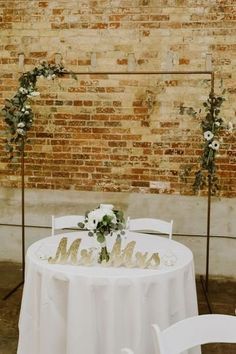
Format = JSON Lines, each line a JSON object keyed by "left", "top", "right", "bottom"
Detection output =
{"left": 3, "top": 140, "right": 25, "bottom": 300}
{"left": 4, "top": 70, "right": 215, "bottom": 314}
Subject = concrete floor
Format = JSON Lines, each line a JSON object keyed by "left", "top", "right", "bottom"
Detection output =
{"left": 0, "top": 262, "right": 235, "bottom": 354}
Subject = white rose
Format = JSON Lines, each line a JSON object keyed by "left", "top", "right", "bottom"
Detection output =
{"left": 16, "top": 128, "right": 25, "bottom": 135}
{"left": 85, "top": 207, "right": 116, "bottom": 230}
{"left": 17, "top": 122, "right": 25, "bottom": 128}
{"left": 98, "top": 207, "right": 116, "bottom": 222}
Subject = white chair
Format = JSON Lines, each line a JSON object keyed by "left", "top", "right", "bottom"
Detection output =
{"left": 127, "top": 218, "right": 173, "bottom": 239}
{"left": 51, "top": 215, "right": 85, "bottom": 236}
{"left": 120, "top": 349, "right": 134, "bottom": 354}
{"left": 152, "top": 314, "right": 236, "bottom": 354}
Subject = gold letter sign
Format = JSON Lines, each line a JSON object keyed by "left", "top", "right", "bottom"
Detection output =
{"left": 48, "top": 237, "right": 160, "bottom": 269}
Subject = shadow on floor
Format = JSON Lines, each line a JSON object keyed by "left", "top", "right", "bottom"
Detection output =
{"left": 0, "top": 262, "right": 235, "bottom": 354}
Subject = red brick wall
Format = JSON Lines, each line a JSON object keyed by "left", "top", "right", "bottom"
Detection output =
{"left": 0, "top": 0, "right": 235, "bottom": 197}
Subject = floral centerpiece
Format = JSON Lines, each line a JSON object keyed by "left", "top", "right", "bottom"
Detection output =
{"left": 78, "top": 204, "right": 126, "bottom": 263}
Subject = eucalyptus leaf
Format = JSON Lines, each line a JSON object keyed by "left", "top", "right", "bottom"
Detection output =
{"left": 5, "top": 144, "right": 13, "bottom": 152}
{"left": 71, "top": 72, "right": 78, "bottom": 81}
{"left": 97, "top": 234, "right": 105, "bottom": 243}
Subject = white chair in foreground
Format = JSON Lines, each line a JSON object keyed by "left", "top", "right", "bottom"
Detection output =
{"left": 128, "top": 218, "right": 173, "bottom": 239}
{"left": 120, "top": 348, "right": 134, "bottom": 354}
{"left": 152, "top": 314, "right": 236, "bottom": 354}
{"left": 51, "top": 215, "right": 85, "bottom": 236}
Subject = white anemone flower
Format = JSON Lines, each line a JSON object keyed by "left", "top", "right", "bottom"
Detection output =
{"left": 85, "top": 210, "right": 99, "bottom": 230}
{"left": 204, "top": 130, "right": 214, "bottom": 141}
{"left": 210, "top": 140, "right": 220, "bottom": 151}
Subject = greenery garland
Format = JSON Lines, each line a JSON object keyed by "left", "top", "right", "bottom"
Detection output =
{"left": 1, "top": 61, "right": 70, "bottom": 161}
{"left": 180, "top": 91, "right": 233, "bottom": 193}
{"left": 2, "top": 65, "right": 233, "bottom": 194}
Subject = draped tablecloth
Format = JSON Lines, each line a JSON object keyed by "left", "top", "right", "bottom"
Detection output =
{"left": 17, "top": 231, "right": 199, "bottom": 354}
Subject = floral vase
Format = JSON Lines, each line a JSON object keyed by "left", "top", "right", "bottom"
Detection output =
{"left": 98, "top": 241, "right": 110, "bottom": 263}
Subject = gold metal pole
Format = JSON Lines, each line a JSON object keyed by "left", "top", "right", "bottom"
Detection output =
{"left": 3, "top": 141, "right": 25, "bottom": 300}
{"left": 63, "top": 70, "right": 213, "bottom": 75}
{"left": 21, "top": 140, "right": 25, "bottom": 282}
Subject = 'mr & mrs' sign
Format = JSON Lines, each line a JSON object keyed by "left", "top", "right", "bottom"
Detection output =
{"left": 48, "top": 237, "right": 160, "bottom": 269}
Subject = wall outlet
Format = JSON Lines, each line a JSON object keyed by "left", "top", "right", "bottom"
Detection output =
{"left": 149, "top": 181, "right": 170, "bottom": 189}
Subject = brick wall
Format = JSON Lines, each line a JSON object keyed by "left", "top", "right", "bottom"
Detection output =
{"left": 0, "top": 0, "right": 235, "bottom": 197}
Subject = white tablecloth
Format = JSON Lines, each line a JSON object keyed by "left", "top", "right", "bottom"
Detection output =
{"left": 17, "top": 231, "right": 199, "bottom": 354}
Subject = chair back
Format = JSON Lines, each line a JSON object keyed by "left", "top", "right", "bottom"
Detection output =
{"left": 128, "top": 218, "right": 173, "bottom": 239}
{"left": 152, "top": 314, "right": 236, "bottom": 354}
{"left": 52, "top": 215, "right": 85, "bottom": 236}
{"left": 120, "top": 349, "right": 134, "bottom": 354}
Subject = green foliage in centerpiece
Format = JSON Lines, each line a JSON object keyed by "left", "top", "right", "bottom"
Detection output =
{"left": 78, "top": 204, "right": 126, "bottom": 263}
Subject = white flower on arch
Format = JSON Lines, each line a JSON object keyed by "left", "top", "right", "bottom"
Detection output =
{"left": 16, "top": 128, "right": 25, "bottom": 135}
{"left": 210, "top": 140, "right": 220, "bottom": 151}
{"left": 204, "top": 130, "right": 214, "bottom": 141}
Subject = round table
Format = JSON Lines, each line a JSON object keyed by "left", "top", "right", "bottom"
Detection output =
{"left": 17, "top": 231, "right": 199, "bottom": 354}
